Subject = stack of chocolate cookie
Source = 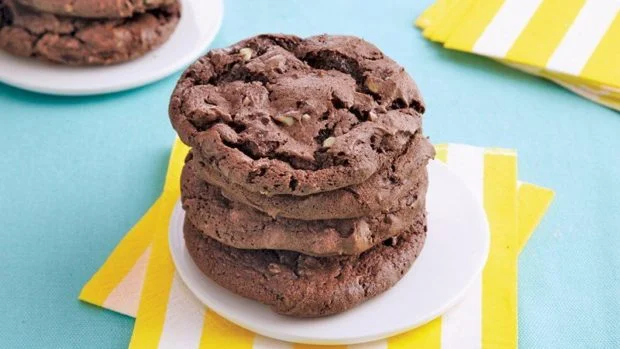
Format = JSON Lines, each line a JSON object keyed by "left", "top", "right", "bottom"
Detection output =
{"left": 170, "top": 34, "right": 435, "bottom": 317}
{"left": 0, "top": 0, "right": 180, "bottom": 65}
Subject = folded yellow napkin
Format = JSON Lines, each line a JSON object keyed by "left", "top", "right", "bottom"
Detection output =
{"left": 417, "top": 0, "right": 620, "bottom": 111}
{"left": 80, "top": 139, "right": 553, "bottom": 348}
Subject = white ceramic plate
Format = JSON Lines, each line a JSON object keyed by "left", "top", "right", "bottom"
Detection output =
{"left": 169, "top": 160, "right": 490, "bottom": 345}
{"left": 0, "top": 0, "right": 223, "bottom": 96}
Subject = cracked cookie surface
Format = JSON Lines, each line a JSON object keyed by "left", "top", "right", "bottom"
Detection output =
{"left": 0, "top": 0, "right": 180, "bottom": 65}
{"left": 189, "top": 131, "right": 433, "bottom": 220}
{"left": 188, "top": 132, "right": 435, "bottom": 220}
{"left": 184, "top": 216, "right": 427, "bottom": 317}
{"left": 181, "top": 159, "right": 427, "bottom": 256}
{"left": 16, "top": 0, "right": 176, "bottom": 18}
{"left": 170, "top": 34, "right": 426, "bottom": 196}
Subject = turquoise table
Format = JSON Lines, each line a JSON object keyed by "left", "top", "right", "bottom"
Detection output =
{"left": 1, "top": 1, "right": 618, "bottom": 347}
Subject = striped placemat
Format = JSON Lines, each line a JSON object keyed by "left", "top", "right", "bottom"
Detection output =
{"left": 417, "top": 0, "right": 620, "bottom": 111}
{"left": 80, "top": 139, "right": 554, "bottom": 348}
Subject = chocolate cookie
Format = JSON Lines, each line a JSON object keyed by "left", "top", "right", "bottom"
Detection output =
{"left": 184, "top": 218, "right": 427, "bottom": 317}
{"left": 17, "top": 0, "right": 176, "bottom": 18}
{"left": 170, "top": 34, "right": 425, "bottom": 196}
{"left": 190, "top": 131, "right": 434, "bottom": 220}
{"left": 0, "top": 0, "right": 180, "bottom": 65}
{"left": 181, "top": 161, "right": 427, "bottom": 256}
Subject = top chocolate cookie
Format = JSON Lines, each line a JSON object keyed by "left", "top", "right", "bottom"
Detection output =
{"left": 170, "top": 34, "right": 425, "bottom": 196}
{"left": 16, "top": 0, "right": 176, "bottom": 18}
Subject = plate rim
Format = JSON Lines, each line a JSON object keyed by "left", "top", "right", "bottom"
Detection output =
{"left": 0, "top": 0, "right": 224, "bottom": 96}
{"left": 168, "top": 160, "right": 490, "bottom": 345}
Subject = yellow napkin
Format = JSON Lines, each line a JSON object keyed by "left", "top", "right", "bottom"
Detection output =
{"left": 416, "top": 0, "right": 620, "bottom": 111}
{"left": 80, "top": 139, "right": 554, "bottom": 348}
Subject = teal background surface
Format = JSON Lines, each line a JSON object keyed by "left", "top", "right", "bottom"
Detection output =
{"left": 1, "top": 0, "right": 619, "bottom": 347}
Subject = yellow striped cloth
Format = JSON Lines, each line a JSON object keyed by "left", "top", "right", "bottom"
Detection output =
{"left": 79, "top": 139, "right": 554, "bottom": 349}
{"left": 416, "top": 0, "right": 620, "bottom": 111}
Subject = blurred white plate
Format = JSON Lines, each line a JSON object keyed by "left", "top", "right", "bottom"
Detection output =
{"left": 169, "top": 160, "right": 490, "bottom": 345}
{"left": 0, "top": 0, "right": 223, "bottom": 95}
